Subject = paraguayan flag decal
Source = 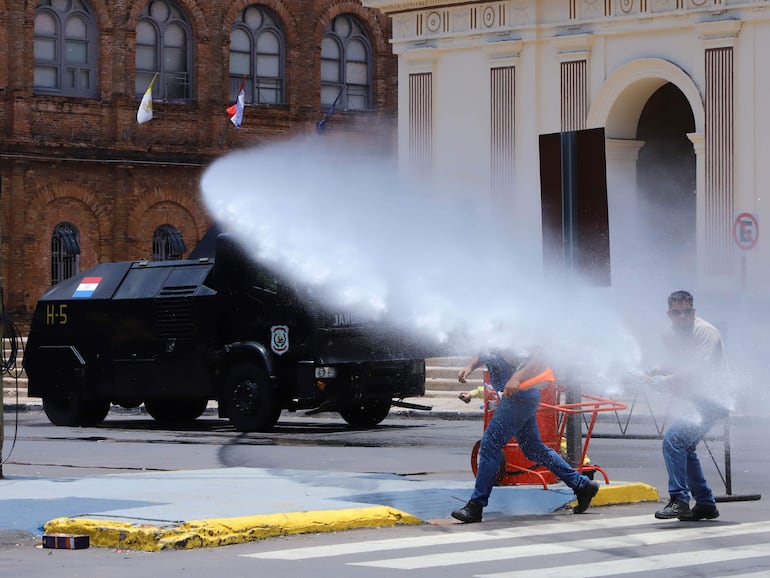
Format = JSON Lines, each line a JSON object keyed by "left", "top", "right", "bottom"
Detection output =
{"left": 72, "top": 276, "right": 102, "bottom": 298}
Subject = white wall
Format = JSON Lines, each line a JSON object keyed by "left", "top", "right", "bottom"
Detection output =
{"left": 369, "top": 0, "right": 770, "bottom": 295}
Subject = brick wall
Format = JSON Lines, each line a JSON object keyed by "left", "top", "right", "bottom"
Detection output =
{"left": 0, "top": 0, "right": 397, "bottom": 327}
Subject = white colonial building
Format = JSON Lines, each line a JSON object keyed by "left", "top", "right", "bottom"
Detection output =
{"left": 364, "top": 0, "right": 770, "bottom": 308}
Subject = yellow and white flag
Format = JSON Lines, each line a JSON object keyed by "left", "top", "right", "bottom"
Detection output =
{"left": 136, "top": 73, "right": 159, "bottom": 124}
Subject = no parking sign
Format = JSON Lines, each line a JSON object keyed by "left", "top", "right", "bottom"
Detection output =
{"left": 733, "top": 212, "right": 759, "bottom": 250}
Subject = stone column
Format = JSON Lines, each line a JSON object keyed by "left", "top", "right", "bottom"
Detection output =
{"left": 605, "top": 138, "right": 644, "bottom": 283}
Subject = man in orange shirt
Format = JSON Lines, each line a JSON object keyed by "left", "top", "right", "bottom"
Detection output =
{"left": 451, "top": 349, "right": 599, "bottom": 523}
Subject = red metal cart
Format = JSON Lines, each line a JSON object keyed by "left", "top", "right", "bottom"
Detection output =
{"left": 470, "top": 373, "right": 627, "bottom": 489}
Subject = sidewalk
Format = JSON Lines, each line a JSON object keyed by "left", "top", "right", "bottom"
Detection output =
{"left": 1, "top": 388, "right": 659, "bottom": 551}
{"left": 1, "top": 467, "right": 658, "bottom": 552}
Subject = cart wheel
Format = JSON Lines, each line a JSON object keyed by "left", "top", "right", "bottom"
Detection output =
{"left": 470, "top": 440, "right": 506, "bottom": 485}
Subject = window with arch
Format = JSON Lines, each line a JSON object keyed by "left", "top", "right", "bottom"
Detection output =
{"left": 51, "top": 223, "right": 81, "bottom": 285}
{"left": 152, "top": 224, "right": 186, "bottom": 261}
{"left": 229, "top": 5, "right": 285, "bottom": 105}
{"left": 135, "top": 0, "right": 192, "bottom": 102}
{"left": 321, "top": 15, "right": 372, "bottom": 111}
{"left": 34, "top": 0, "right": 98, "bottom": 97}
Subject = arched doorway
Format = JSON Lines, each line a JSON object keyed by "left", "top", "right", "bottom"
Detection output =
{"left": 589, "top": 59, "right": 703, "bottom": 294}
{"left": 636, "top": 82, "right": 696, "bottom": 284}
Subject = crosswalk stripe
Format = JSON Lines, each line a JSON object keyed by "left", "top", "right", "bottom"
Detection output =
{"left": 241, "top": 514, "right": 656, "bottom": 560}
{"left": 350, "top": 521, "right": 770, "bottom": 570}
{"left": 714, "top": 570, "right": 767, "bottom": 578}
{"left": 477, "top": 544, "right": 770, "bottom": 578}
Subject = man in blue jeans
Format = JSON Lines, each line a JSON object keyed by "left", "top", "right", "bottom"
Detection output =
{"left": 451, "top": 349, "right": 599, "bottom": 523}
{"left": 651, "top": 290, "right": 729, "bottom": 521}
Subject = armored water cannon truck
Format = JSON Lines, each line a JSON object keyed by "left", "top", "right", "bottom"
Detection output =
{"left": 23, "top": 232, "right": 428, "bottom": 431}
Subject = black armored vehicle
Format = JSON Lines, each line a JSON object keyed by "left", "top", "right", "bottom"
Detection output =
{"left": 23, "top": 233, "right": 427, "bottom": 431}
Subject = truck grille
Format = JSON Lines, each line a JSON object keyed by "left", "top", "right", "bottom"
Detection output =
{"left": 159, "top": 284, "right": 199, "bottom": 297}
{"left": 155, "top": 297, "right": 194, "bottom": 341}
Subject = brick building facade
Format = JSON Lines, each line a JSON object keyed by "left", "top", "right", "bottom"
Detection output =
{"left": 0, "top": 0, "right": 397, "bottom": 328}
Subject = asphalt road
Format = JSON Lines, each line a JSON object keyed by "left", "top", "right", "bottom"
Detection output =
{"left": 1, "top": 408, "right": 768, "bottom": 577}
{"left": 3, "top": 409, "right": 480, "bottom": 480}
{"left": 5, "top": 407, "right": 766, "bottom": 493}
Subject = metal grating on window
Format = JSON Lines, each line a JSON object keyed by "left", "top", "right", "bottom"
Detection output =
{"left": 152, "top": 224, "right": 187, "bottom": 261}
{"left": 51, "top": 223, "right": 81, "bottom": 285}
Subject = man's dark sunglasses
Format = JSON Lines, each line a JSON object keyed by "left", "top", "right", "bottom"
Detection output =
{"left": 668, "top": 308, "right": 694, "bottom": 316}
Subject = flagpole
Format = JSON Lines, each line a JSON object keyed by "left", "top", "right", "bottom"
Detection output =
{"left": 316, "top": 85, "right": 344, "bottom": 132}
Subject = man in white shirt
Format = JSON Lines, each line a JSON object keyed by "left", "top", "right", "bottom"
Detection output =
{"left": 651, "top": 290, "right": 728, "bottom": 521}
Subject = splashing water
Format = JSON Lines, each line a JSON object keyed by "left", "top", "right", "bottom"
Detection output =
{"left": 200, "top": 136, "right": 645, "bottom": 395}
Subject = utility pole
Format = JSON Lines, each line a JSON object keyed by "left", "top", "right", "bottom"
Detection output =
{"left": 1, "top": 268, "right": 4, "bottom": 480}
{"left": 1, "top": 169, "right": 4, "bottom": 478}
{"left": 539, "top": 128, "right": 611, "bottom": 466}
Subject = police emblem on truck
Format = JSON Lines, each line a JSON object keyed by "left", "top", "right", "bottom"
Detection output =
{"left": 271, "top": 325, "right": 289, "bottom": 355}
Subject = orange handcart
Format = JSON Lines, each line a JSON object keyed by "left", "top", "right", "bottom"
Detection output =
{"left": 470, "top": 372, "right": 627, "bottom": 489}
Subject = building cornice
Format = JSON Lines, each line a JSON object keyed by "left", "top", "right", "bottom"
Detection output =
{"left": 375, "top": 0, "right": 762, "bottom": 58}
{"left": 697, "top": 19, "right": 743, "bottom": 49}
{"left": 365, "top": 0, "right": 472, "bottom": 15}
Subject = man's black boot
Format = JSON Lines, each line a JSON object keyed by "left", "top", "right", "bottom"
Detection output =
{"left": 451, "top": 500, "right": 483, "bottom": 523}
{"left": 679, "top": 503, "right": 719, "bottom": 521}
{"left": 655, "top": 499, "right": 691, "bottom": 519}
{"left": 573, "top": 481, "right": 600, "bottom": 514}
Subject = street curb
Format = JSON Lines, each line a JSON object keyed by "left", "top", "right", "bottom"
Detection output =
{"left": 44, "top": 506, "right": 423, "bottom": 551}
{"left": 42, "top": 482, "right": 659, "bottom": 552}
{"left": 575, "top": 482, "right": 660, "bottom": 509}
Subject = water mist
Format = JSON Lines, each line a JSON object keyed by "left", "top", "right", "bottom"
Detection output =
{"left": 200, "top": 136, "right": 649, "bottom": 398}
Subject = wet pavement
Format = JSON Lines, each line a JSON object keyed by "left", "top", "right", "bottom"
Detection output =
{"left": 1, "top": 389, "right": 658, "bottom": 551}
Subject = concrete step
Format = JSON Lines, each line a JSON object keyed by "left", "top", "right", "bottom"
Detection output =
{"left": 425, "top": 356, "right": 485, "bottom": 391}
{"left": 425, "top": 365, "right": 484, "bottom": 380}
{"left": 425, "top": 356, "right": 472, "bottom": 366}
{"left": 425, "top": 365, "right": 460, "bottom": 380}
{"left": 425, "top": 377, "right": 484, "bottom": 391}
{"left": 2, "top": 336, "right": 27, "bottom": 384}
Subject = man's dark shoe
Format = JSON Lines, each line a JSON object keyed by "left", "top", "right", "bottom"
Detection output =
{"left": 655, "top": 499, "right": 691, "bottom": 519}
{"left": 573, "top": 481, "right": 600, "bottom": 514}
{"left": 679, "top": 503, "right": 719, "bottom": 521}
{"left": 451, "top": 500, "right": 483, "bottom": 523}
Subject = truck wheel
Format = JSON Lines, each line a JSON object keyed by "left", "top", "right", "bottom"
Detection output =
{"left": 144, "top": 397, "right": 209, "bottom": 425}
{"left": 339, "top": 400, "right": 391, "bottom": 428}
{"left": 42, "top": 397, "right": 110, "bottom": 427}
{"left": 224, "top": 362, "right": 281, "bottom": 432}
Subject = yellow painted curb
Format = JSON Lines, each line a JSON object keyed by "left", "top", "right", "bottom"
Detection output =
{"left": 44, "top": 506, "right": 423, "bottom": 552}
{"left": 568, "top": 482, "right": 660, "bottom": 509}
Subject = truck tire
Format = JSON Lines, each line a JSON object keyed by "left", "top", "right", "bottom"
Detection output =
{"left": 224, "top": 362, "right": 281, "bottom": 432}
{"left": 42, "top": 397, "right": 111, "bottom": 427}
{"left": 144, "top": 397, "right": 209, "bottom": 425}
{"left": 339, "top": 400, "right": 391, "bottom": 428}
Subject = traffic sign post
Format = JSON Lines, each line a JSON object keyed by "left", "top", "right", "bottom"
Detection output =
{"left": 733, "top": 212, "right": 758, "bottom": 250}
{"left": 733, "top": 212, "right": 759, "bottom": 291}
